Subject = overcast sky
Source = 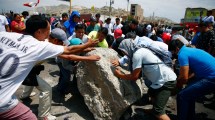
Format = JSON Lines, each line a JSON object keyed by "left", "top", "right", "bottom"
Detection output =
{"left": 0, "top": 0, "right": 214, "bottom": 22}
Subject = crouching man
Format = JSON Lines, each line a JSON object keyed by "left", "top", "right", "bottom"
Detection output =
{"left": 112, "top": 39, "right": 177, "bottom": 120}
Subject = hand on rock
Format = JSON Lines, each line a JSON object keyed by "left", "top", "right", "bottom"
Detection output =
{"left": 111, "top": 59, "right": 120, "bottom": 66}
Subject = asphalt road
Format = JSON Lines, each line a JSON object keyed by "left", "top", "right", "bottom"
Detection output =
{"left": 15, "top": 58, "right": 215, "bottom": 120}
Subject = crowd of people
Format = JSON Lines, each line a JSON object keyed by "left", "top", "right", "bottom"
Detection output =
{"left": 0, "top": 9, "right": 215, "bottom": 120}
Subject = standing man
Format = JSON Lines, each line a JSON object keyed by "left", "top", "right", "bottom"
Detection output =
{"left": 168, "top": 40, "right": 215, "bottom": 120}
{"left": 0, "top": 14, "right": 10, "bottom": 32}
{"left": 64, "top": 11, "right": 80, "bottom": 37}
{"left": 21, "top": 11, "right": 29, "bottom": 24}
{"left": 104, "top": 18, "right": 113, "bottom": 34}
{"left": 113, "top": 18, "right": 123, "bottom": 31}
{"left": 95, "top": 13, "right": 103, "bottom": 27}
{"left": 195, "top": 22, "right": 215, "bottom": 56}
{"left": 86, "top": 16, "right": 100, "bottom": 34}
{"left": 121, "top": 19, "right": 145, "bottom": 37}
{"left": 0, "top": 15, "right": 99, "bottom": 120}
{"left": 55, "top": 13, "right": 68, "bottom": 29}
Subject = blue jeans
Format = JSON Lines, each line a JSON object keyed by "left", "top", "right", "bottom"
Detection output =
{"left": 57, "top": 63, "right": 71, "bottom": 94}
{"left": 177, "top": 78, "right": 215, "bottom": 120}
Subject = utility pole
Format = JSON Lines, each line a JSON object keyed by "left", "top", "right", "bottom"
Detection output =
{"left": 153, "top": 11, "right": 155, "bottom": 22}
{"left": 69, "top": 0, "right": 72, "bottom": 14}
{"left": 127, "top": 0, "right": 129, "bottom": 14}
{"left": 109, "top": 0, "right": 114, "bottom": 17}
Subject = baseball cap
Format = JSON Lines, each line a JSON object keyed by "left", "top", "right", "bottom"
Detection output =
{"left": 68, "top": 38, "right": 83, "bottom": 46}
{"left": 90, "top": 16, "right": 97, "bottom": 22}
{"left": 114, "top": 29, "right": 122, "bottom": 39}
{"left": 50, "top": 28, "right": 70, "bottom": 45}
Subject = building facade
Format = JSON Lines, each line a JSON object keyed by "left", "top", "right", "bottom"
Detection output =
{"left": 130, "top": 4, "right": 144, "bottom": 22}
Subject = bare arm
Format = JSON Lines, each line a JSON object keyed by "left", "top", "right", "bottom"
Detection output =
{"left": 14, "top": 23, "right": 25, "bottom": 31}
{"left": 114, "top": 67, "right": 141, "bottom": 81}
{"left": 62, "top": 39, "right": 98, "bottom": 54}
{"left": 58, "top": 54, "right": 100, "bottom": 61}
{"left": 5, "top": 25, "right": 10, "bottom": 32}
{"left": 177, "top": 66, "right": 189, "bottom": 88}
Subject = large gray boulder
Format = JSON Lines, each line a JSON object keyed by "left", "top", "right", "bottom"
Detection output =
{"left": 76, "top": 48, "right": 144, "bottom": 120}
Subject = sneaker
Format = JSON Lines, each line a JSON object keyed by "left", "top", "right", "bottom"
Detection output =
{"left": 38, "top": 114, "right": 56, "bottom": 120}
{"left": 19, "top": 92, "right": 37, "bottom": 99}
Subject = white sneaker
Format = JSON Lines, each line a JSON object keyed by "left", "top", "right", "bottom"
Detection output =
{"left": 38, "top": 114, "right": 56, "bottom": 120}
{"left": 19, "top": 92, "right": 37, "bottom": 99}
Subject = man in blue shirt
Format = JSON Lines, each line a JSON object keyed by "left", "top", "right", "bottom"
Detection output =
{"left": 168, "top": 40, "right": 215, "bottom": 120}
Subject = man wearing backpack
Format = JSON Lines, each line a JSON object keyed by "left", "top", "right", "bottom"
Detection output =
{"left": 112, "top": 38, "right": 177, "bottom": 120}
{"left": 112, "top": 32, "right": 172, "bottom": 70}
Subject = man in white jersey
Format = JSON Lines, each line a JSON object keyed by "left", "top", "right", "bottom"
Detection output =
{"left": 0, "top": 15, "right": 100, "bottom": 120}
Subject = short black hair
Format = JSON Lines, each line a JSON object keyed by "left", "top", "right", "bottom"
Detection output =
{"left": 25, "top": 15, "right": 49, "bottom": 35}
{"left": 62, "top": 13, "right": 68, "bottom": 18}
{"left": 95, "top": 13, "right": 100, "bottom": 17}
{"left": 115, "top": 18, "right": 120, "bottom": 21}
{"left": 107, "top": 18, "right": 111, "bottom": 21}
{"left": 131, "top": 19, "right": 138, "bottom": 25}
{"left": 13, "top": 13, "right": 20, "bottom": 20}
{"left": 106, "top": 34, "right": 114, "bottom": 47}
{"left": 150, "top": 35, "right": 158, "bottom": 41}
{"left": 98, "top": 27, "right": 108, "bottom": 36}
{"left": 156, "top": 28, "right": 163, "bottom": 36}
{"left": 22, "top": 11, "right": 29, "bottom": 16}
{"left": 168, "top": 40, "right": 184, "bottom": 51}
{"left": 75, "top": 24, "right": 84, "bottom": 30}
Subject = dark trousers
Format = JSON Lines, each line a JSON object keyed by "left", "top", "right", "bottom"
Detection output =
{"left": 177, "top": 78, "right": 215, "bottom": 120}
{"left": 57, "top": 63, "right": 71, "bottom": 94}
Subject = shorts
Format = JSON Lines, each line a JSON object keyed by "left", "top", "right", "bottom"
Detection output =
{"left": 0, "top": 102, "right": 37, "bottom": 120}
{"left": 148, "top": 81, "right": 176, "bottom": 116}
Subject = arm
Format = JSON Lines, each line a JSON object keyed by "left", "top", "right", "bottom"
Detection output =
{"left": 62, "top": 39, "right": 98, "bottom": 54}
{"left": 111, "top": 56, "right": 129, "bottom": 67}
{"left": 58, "top": 54, "right": 100, "bottom": 61}
{"left": 177, "top": 66, "right": 189, "bottom": 88}
{"left": 114, "top": 67, "right": 141, "bottom": 81}
{"left": 13, "top": 23, "right": 26, "bottom": 31}
{"left": 5, "top": 25, "right": 10, "bottom": 32}
{"left": 82, "top": 47, "right": 95, "bottom": 52}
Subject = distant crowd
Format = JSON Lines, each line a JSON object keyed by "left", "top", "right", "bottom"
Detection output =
{"left": 0, "top": 9, "right": 215, "bottom": 120}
